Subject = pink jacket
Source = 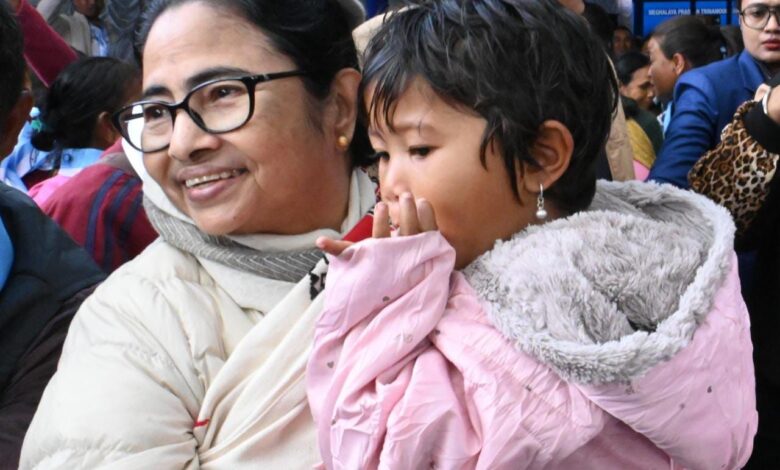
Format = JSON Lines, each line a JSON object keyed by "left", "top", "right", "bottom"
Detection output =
{"left": 307, "top": 181, "right": 757, "bottom": 469}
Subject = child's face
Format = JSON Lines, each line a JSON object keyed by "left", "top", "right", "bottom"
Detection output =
{"left": 367, "top": 78, "right": 531, "bottom": 269}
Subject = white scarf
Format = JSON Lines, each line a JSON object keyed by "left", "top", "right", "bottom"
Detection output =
{"left": 125, "top": 140, "right": 376, "bottom": 467}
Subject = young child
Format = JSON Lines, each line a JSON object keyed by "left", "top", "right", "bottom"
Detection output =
{"left": 309, "top": 1, "right": 757, "bottom": 468}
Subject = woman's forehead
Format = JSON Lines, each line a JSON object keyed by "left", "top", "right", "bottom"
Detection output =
{"left": 141, "top": 3, "right": 288, "bottom": 94}
{"left": 743, "top": 0, "right": 780, "bottom": 7}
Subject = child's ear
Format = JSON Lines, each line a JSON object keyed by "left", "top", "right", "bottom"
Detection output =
{"left": 518, "top": 120, "right": 573, "bottom": 195}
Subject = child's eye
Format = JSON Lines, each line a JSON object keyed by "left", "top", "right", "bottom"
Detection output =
{"left": 367, "top": 151, "right": 390, "bottom": 163}
{"left": 409, "top": 146, "right": 432, "bottom": 157}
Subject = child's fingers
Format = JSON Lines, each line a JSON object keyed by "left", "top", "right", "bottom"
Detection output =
{"left": 399, "top": 192, "right": 420, "bottom": 236}
{"left": 316, "top": 236, "right": 353, "bottom": 256}
{"left": 373, "top": 202, "right": 391, "bottom": 238}
{"left": 416, "top": 198, "right": 438, "bottom": 232}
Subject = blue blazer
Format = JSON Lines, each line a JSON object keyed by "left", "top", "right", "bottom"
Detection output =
{"left": 648, "top": 50, "right": 766, "bottom": 188}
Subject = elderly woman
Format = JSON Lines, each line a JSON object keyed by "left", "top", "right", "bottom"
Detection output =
{"left": 20, "top": 0, "right": 374, "bottom": 468}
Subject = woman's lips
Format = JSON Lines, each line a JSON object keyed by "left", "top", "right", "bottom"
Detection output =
{"left": 183, "top": 169, "right": 248, "bottom": 204}
{"left": 763, "top": 39, "right": 780, "bottom": 51}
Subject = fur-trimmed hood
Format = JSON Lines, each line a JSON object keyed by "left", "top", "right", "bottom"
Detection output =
{"left": 465, "top": 180, "right": 735, "bottom": 385}
{"left": 308, "top": 180, "right": 755, "bottom": 469}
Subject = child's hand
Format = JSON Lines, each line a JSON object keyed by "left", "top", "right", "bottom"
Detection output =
{"left": 316, "top": 193, "right": 438, "bottom": 257}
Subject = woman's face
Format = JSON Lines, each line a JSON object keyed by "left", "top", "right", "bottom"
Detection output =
{"left": 741, "top": 0, "right": 780, "bottom": 71}
{"left": 142, "top": 2, "right": 353, "bottom": 236}
{"left": 620, "top": 65, "right": 655, "bottom": 110}
{"left": 647, "top": 37, "right": 678, "bottom": 104}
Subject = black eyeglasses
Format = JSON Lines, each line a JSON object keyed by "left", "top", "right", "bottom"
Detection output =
{"left": 740, "top": 4, "right": 780, "bottom": 30}
{"left": 113, "top": 70, "right": 306, "bottom": 153}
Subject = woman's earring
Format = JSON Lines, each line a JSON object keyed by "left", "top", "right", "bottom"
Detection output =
{"left": 337, "top": 135, "right": 350, "bottom": 149}
{"left": 536, "top": 184, "right": 548, "bottom": 221}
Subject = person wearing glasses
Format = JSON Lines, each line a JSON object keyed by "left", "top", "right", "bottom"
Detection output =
{"left": 647, "top": 0, "right": 780, "bottom": 188}
{"left": 20, "top": 0, "right": 374, "bottom": 468}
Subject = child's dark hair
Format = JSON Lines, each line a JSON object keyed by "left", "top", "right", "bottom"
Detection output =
{"left": 32, "top": 57, "right": 139, "bottom": 151}
{"left": 651, "top": 16, "right": 728, "bottom": 68}
{"left": 615, "top": 51, "right": 650, "bottom": 86}
{"left": 362, "top": 0, "right": 618, "bottom": 214}
{"left": 0, "top": 2, "right": 24, "bottom": 129}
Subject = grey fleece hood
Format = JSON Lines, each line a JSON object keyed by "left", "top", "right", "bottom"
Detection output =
{"left": 464, "top": 180, "right": 736, "bottom": 385}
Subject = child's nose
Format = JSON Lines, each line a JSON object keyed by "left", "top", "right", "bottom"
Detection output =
{"left": 378, "top": 157, "right": 410, "bottom": 203}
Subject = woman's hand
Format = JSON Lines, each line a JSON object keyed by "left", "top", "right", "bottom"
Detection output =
{"left": 768, "top": 86, "right": 780, "bottom": 125}
{"left": 755, "top": 84, "right": 771, "bottom": 102}
{"left": 316, "top": 193, "right": 438, "bottom": 257}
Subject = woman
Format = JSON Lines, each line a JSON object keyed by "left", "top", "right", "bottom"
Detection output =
{"left": 648, "top": 2, "right": 778, "bottom": 188}
{"left": 615, "top": 50, "right": 664, "bottom": 178}
{"left": 20, "top": 0, "right": 374, "bottom": 468}
{"left": 1, "top": 56, "right": 139, "bottom": 204}
{"left": 689, "top": 84, "right": 780, "bottom": 468}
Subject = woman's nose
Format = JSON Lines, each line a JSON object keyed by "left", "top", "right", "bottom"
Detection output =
{"left": 766, "top": 10, "right": 780, "bottom": 30}
{"left": 167, "top": 111, "right": 219, "bottom": 162}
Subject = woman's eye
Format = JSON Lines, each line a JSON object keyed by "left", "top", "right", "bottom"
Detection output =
{"left": 409, "top": 146, "right": 431, "bottom": 157}
{"left": 143, "top": 105, "right": 166, "bottom": 122}
{"left": 748, "top": 7, "right": 767, "bottom": 19}
{"left": 211, "top": 86, "right": 241, "bottom": 101}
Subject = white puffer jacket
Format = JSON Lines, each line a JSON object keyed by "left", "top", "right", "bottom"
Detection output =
{"left": 20, "top": 166, "right": 377, "bottom": 469}
{"left": 20, "top": 239, "right": 326, "bottom": 469}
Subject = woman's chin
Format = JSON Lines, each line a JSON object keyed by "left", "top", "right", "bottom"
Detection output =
{"left": 190, "top": 211, "right": 248, "bottom": 237}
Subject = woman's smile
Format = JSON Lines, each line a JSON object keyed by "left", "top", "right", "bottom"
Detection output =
{"left": 180, "top": 167, "right": 249, "bottom": 205}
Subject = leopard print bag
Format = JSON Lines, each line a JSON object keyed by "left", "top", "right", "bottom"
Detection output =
{"left": 689, "top": 101, "right": 780, "bottom": 237}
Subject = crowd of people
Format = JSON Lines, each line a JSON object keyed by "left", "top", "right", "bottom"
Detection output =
{"left": 0, "top": 0, "right": 777, "bottom": 468}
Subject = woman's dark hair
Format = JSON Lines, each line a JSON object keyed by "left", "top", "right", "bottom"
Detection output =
{"left": 32, "top": 57, "right": 139, "bottom": 151}
{"left": 139, "top": 0, "right": 372, "bottom": 167}
{"left": 651, "top": 16, "right": 729, "bottom": 68}
{"left": 615, "top": 51, "right": 650, "bottom": 86}
{"left": 362, "top": 0, "right": 618, "bottom": 214}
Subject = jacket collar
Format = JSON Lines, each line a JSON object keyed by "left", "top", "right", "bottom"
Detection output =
{"left": 739, "top": 49, "right": 768, "bottom": 94}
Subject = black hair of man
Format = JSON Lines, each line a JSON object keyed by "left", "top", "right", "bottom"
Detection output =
{"left": 652, "top": 16, "right": 727, "bottom": 68}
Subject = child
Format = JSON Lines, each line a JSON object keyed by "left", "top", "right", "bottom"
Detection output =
{"left": 309, "top": 1, "right": 757, "bottom": 468}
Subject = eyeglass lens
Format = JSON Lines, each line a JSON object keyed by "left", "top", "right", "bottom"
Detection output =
{"left": 118, "top": 79, "right": 252, "bottom": 152}
{"left": 743, "top": 5, "right": 780, "bottom": 29}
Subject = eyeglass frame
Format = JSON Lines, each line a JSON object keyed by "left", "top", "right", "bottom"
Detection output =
{"left": 112, "top": 70, "right": 307, "bottom": 153}
{"left": 740, "top": 4, "right": 780, "bottom": 30}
